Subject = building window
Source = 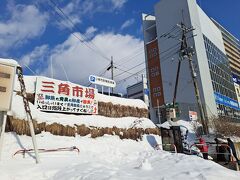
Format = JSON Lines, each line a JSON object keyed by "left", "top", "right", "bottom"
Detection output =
{"left": 203, "top": 35, "right": 239, "bottom": 119}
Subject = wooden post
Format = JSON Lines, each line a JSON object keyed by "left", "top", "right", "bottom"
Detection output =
{"left": 0, "top": 111, "right": 7, "bottom": 160}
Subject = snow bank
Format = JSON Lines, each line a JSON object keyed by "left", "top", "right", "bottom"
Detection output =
{"left": 9, "top": 93, "right": 155, "bottom": 129}
{"left": 97, "top": 93, "right": 147, "bottom": 109}
{"left": 0, "top": 132, "right": 239, "bottom": 180}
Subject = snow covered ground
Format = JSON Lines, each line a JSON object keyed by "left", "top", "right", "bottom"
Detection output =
{"left": 0, "top": 68, "right": 238, "bottom": 179}
{"left": 8, "top": 92, "right": 154, "bottom": 129}
{"left": 0, "top": 132, "right": 239, "bottom": 180}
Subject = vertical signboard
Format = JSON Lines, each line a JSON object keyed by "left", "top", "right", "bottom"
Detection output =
{"left": 146, "top": 39, "right": 164, "bottom": 108}
{"left": 0, "top": 64, "right": 15, "bottom": 111}
{"left": 35, "top": 77, "right": 98, "bottom": 114}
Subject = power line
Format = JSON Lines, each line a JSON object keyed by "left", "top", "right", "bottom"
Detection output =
{"left": 116, "top": 50, "right": 144, "bottom": 67}
{"left": 114, "top": 25, "right": 181, "bottom": 69}
{"left": 48, "top": 0, "right": 111, "bottom": 63}
{"left": 114, "top": 43, "right": 180, "bottom": 82}
{"left": 116, "top": 68, "right": 146, "bottom": 84}
{"left": 86, "top": 63, "right": 111, "bottom": 87}
{"left": 114, "top": 42, "right": 180, "bottom": 77}
{"left": 115, "top": 61, "right": 145, "bottom": 78}
{"left": 23, "top": 64, "right": 36, "bottom": 75}
{"left": 159, "top": 25, "right": 178, "bottom": 38}
{"left": 115, "top": 47, "right": 144, "bottom": 63}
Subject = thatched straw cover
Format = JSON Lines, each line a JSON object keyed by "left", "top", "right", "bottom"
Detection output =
{"left": 6, "top": 116, "right": 160, "bottom": 140}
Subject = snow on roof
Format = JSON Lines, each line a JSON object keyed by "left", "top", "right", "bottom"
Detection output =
{"left": 0, "top": 58, "right": 19, "bottom": 67}
{"left": 158, "top": 120, "right": 198, "bottom": 133}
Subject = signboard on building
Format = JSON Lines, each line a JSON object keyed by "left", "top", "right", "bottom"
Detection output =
{"left": 189, "top": 111, "right": 197, "bottom": 121}
{"left": 89, "top": 75, "right": 116, "bottom": 88}
{"left": 214, "top": 92, "right": 239, "bottom": 110}
{"left": 146, "top": 39, "right": 164, "bottom": 108}
{"left": 0, "top": 63, "right": 16, "bottom": 111}
{"left": 35, "top": 77, "right": 98, "bottom": 114}
{"left": 232, "top": 74, "right": 240, "bottom": 85}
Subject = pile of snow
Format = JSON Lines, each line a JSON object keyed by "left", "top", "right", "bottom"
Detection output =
{"left": 97, "top": 93, "right": 147, "bottom": 109}
{"left": 0, "top": 132, "right": 239, "bottom": 180}
{"left": 8, "top": 93, "right": 154, "bottom": 129}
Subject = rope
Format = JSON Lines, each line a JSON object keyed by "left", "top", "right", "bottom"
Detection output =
{"left": 16, "top": 67, "right": 33, "bottom": 120}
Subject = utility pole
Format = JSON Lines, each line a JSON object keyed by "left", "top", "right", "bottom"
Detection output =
{"left": 111, "top": 56, "right": 113, "bottom": 94}
{"left": 178, "top": 23, "right": 208, "bottom": 134}
{"left": 107, "top": 56, "right": 114, "bottom": 94}
{"left": 172, "top": 32, "right": 185, "bottom": 107}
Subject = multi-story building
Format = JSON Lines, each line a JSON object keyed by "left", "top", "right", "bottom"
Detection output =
{"left": 212, "top": 19, "right": 240, "bottom": 78}
{"left": 142, "top": 0, "right": 240, "bottom": 123}
{"left": 212, "top": 19, "right": 240, "bottom": 110}
{"left": 126, "top": 75, "right": 149, "bottom": 106}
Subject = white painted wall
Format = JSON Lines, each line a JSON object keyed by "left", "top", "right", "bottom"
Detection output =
{"left": 197, "top": 6, "right": 226, "bottom": 54}
{"left": 187, "top": 0, "right": 218, "bottom": 117}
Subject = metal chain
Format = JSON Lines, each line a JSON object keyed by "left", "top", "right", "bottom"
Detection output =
{"left": 16, "top": 67, "right": 33, "bottom": 120}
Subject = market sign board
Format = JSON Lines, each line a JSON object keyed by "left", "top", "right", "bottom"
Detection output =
{"left": 0, "top": 63, "right": 16, "bottom": 111}
{"left": 89, "top": 75, "right": 116, "bottom": 88}
{"left": 35, "top": 77, "right": 98, "bottom": 114}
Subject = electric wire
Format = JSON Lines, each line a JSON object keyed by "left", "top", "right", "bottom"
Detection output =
{"left": 116, "top": 68, "right": 146, "bottom": 84}
{"left": 115, "top": 61, "right": 145, "bottom": 78}
{"left": 48, "top": 0, "right": 111, "bottom": 63}
{"left": 114, "top": 42, "right": 181, "bottom": 80}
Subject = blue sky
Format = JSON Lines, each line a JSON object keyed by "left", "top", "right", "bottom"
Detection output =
{"left": 0, "top": 0, "right": 239, "bottom": 93}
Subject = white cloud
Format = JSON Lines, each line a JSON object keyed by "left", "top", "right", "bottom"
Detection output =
{"left": 40, "top": 31, "right": 145, "bottom": 93}
{"left": 54, "top": 1, "right": 82, "bottom": 30}
{"left": 20, "top": 44, "right": 49, "bottom": 67}
{"left": 0, "top": 4, "right": 48, "bottom": 51}
{"left": 55, "top": 0, "right": 127, "bottom": 30}
{"left": 84, "top": 26, "right": 98, "bottom": 40}
{"left": 111, "top": 0, "right": 127, "bottom": 9}
{"left": 121, "top": 18, "right": 135, "bottom": 30}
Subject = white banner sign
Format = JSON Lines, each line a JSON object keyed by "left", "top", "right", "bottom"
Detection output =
{"left": 89, "top": 75, "right": 116, "bottom": 88}
{"left": 35, "top": 77, "right": 98, "bottom": 114}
